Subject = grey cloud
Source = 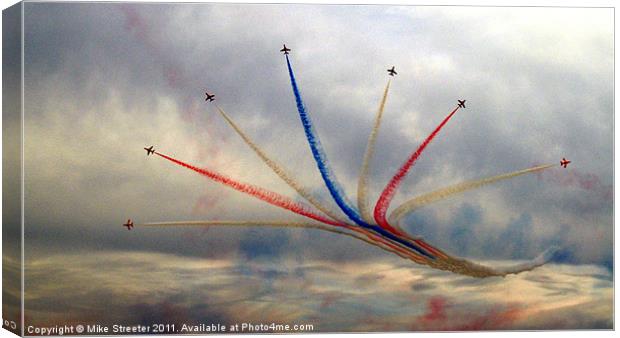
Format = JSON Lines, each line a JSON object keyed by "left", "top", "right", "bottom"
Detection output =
{"left": 15, "top": 4, "right": 613, "bottom": 329}
{"left": 23, "top": 251, "right": 613, "bottom": 330}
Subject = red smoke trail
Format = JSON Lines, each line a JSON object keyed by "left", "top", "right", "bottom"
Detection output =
{"left": 362, "top": 230, "right": 429, "bottom": 264}
{"left": 539, "top": 169, "right": 612, "bottom": 200}
{"left": 154, "top": 151, "right": 429, "bottom": 263}
{"left": 186, "top": 195, "right": 219, "bottom": 244}
{"left": 191, "top": 194, "right": 221, "bottom": 216}
{"left": 412, "top": 298, "right": 521, "bottom": 331}
{"left": 120, "top": 5, "right": 232, "bottom": 157}
{"left": 374, "top": 106, "right": 461, "bottom": 235}
{"left": 121, "top": 4, "right": 233, "bottom": 196}
{"left": 420, "top": 297, "right": 448, "bottom": 323}
{"left": 155, "top": 151, "right": 343, "bottom": 227}
{"left": 416, "top": 240, "right": 450, "bottom": 260}
{"left": 453, "top": 305, "right": 522, "bottom": 331}
{"left": 121, "top": 5, "right": 189, "bottom": 91}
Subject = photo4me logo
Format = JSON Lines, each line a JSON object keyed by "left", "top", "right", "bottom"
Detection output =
{"left": 179, "top": 322, "right": 315, "bottom": 333}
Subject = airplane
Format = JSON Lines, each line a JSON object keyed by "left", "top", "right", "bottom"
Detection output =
{"left": 560, "top": 157, "right": 571, "bottom": 168}
{"left": 205, "top": 92, "right": 215, "bottom": 102}
{"left": 123, "top": 219, "right": 134, "bottom": 230}
{"left": 144, "top": 146, "right": 155, "bottom": 156}
{"left": 387, "top": 66, "right": 397, "bottom": 76}
{"left": 457, "top": 100, "right": 467, "bottom": 108}
{"left": 280, "top": 44, "right": 291, "bottom": 55}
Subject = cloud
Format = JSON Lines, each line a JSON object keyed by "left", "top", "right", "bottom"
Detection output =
{"left": 16, "top": 3, "right": 613, "bottom": 329}
{"left": 24, "top": 251, "right": 611, "bottom": 330}
{"left": 21, "top": 3, "right": 613, "bottom": 263}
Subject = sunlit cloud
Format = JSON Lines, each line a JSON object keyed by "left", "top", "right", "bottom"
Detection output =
{"left": 24, "top": 251, "right": 611, "bottom": 331}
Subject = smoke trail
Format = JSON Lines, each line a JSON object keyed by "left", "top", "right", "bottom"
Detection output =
{"left": 141, "top": 220, "right": 428, "bottom": 264}
{"left": 492, "top": 247, "right": 559, "bottom": 276}
{"left": 539, "top": 168, "right": 612, "bottom": 201}
{"left": 374, "top": 105, "right": 461, "bottom": 234}
{"left": 142, "top": 220, "right": 325, "bottom": 227}
{"left": 434, "top": 247, "right": 559, "bottom": 278}
{"left": 214, "top": 105, "right": 347, "bottom": 224}
{"left": 284, "top": 55, "right": 435, "bottom": 260}
{"left": 389, "top": 164, "right": 556, "bottom": 225}
{"left": 357, "top": 80, "right": 391, "bottom": 223}
{"left": 285, "top": 55, "right": 363, "bottom": 224}
{"left": 154, "top": 151, "right": 434, "bottom": 262}
{"left": 143, "top": 219, "right": 555, "bottom": 277}
{"left": 154, "top": 151, "right": 344, "bottom": 228}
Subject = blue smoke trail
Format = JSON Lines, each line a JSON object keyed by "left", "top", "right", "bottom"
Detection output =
{"left": 284, "top": 55, "right": 435, "bottom": 260}
{"left": 285, "top": 56, "right": 361, "bottom": 223}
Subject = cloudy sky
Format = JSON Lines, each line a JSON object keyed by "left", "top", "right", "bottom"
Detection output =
{"left": 14, "top": 2, "right": 613, "bottom": 331}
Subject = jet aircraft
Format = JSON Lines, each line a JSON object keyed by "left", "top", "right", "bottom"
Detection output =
{"left": 144, "top": 146, "right": 155, "bottom": 156}
{"left": 280, "top": 44, "right": 291, "bottom": 55}
{"left": 387, "top": 66, "right": 397, "bottom": 76}
{"left": 123, "top": 219, "right": 134, "bottom": 230}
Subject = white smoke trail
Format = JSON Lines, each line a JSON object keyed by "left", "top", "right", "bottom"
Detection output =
{"left": 389, "top": 164, "right": 556, "bottom": 225}
{"left": 214, "top": 106, "right": 348, "bottom": 224}
{"left": 357, "top": 80, "right": 391, "bottom": 223}
{"left": 431, "top": 247, "right": 559, "bottom": 278}
{"left": 492, "top": 246, "right": 559, "bottom": 275}
{"left": 140, "top": 220, "right": 428, "bottom": 264}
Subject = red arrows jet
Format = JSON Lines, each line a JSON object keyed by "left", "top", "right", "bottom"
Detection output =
{"left": 123, "top": 219, "right": 134, "bottom": 230}
{"left": 457, "top": 100, "right": 467, "bottom": 108}
{"left": 387, "top": 66, "right": 397, "bottom": 76}
{"left": 560, "top": 158, "right": 571, "bottom": 168}
{"left": 280, "top": 44, "right": 291, "bottom": 55}
{"left": 205, "top": 92, "right": 215, "bottom": 102}
{"left": 144, "top": 146, "right": 155, "bottom": 156}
